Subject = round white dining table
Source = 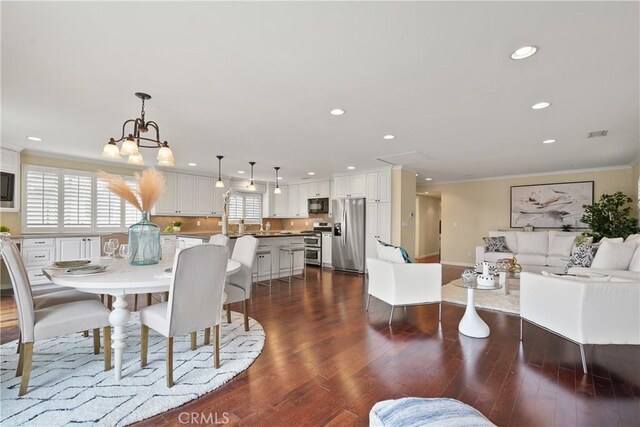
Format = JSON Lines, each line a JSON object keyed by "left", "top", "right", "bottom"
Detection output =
{"left": 43, "top": 257, "right": 241, "bottom": 381}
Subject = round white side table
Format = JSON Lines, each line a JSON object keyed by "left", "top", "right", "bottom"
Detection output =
{"left": 453, "top": 279, "right": 502, "bottom": 338}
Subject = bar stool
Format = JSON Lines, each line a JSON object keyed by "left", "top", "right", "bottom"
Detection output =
{"left": 254, "top": 244, "right": 272, "bottom": 287}
{"left": 278, "top": 243, "right": 307, "bottom": 284}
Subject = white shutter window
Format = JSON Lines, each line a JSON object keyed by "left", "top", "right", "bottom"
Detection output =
{"left": 96, "top": 178, "right": 121, "bottom": 229}
{"left": 244, "top": 193, "right": 262, "bottom": 224}
{"left": 63, "top": 171, "right": 93, "bottom": 229}
{"left": 228, "top": 193, "right": 244, "bottom": 220}
{"left": 124, "top": 177, "right": 140, "bottom": 227}
{"left": 23, "top": 166, "right": 59, "bottom": 230}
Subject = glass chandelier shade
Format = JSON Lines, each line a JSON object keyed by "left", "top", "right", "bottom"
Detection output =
{"left": 102, "top": 140, "right": 121, "bottom": 159}
{"left": 127, "top": 152, "right": 144, "bottom": 165}
{"left": 120, "top": 135, "right": 140, "bottom": 156}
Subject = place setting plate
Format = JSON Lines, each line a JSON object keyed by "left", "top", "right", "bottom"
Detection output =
{"left": 52, "top": 259, "right": 91, "bottom": 268}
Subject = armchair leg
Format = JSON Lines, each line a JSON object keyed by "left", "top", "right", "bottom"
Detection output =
{"left": 18, "top": 342, "right": 33, "bottom": 396}
{"left": 107, "top": 295, "right": 113, "bottom": 309}
{"left": 579, "top": 344, "right": 588, "bottom": 374}
{"left": 190, "top": 331, "right": 197, "bottom": 350}
{"left": 204, "top": 328, "right": 211, "bottom": 345}
{"left": 166, "top": 337, "right": 174, "bottom": 388}
{"left": 16, "top": 334, "right": 21, "bottom": 354}
{"left": 243, "top": 300, "right": 249, "bottom": 331}
{"left": 141, "top": 325, "right": 149, "bottom": 367}
{"left": 214, "top": 324, "right": 220, "bottom": 369}
{"left": 226, "top": 304, "right": 231, "bottom": 324}
{"left": 93, "top": 328, "right": 100, "bottom": 355}
{"left": 365, "top": 295, "right": 371, "bottom": 311}
{"left": 388, "top": 306, "right": 395, "bottom": 325}
{"left": 104, "top": 326, "right": 111, "bottom": 371}
{"left": 519, "top": 318, "right": 523, "bottom": 341}
{"left": 438, "top": 302, "right": 442, "bottom": 322}
{"left": 16, "top": 343, "right": 24, "bottom": 377}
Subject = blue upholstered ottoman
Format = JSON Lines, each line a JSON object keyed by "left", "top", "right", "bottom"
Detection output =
{"left": 369, "top": 397, "right": 496, "bottom": 427}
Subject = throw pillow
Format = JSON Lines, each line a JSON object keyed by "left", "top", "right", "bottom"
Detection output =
{"left": 549, "top": 235, "right": 577, "bottom": 256}
{"left": 599, "top": 237, "right": 624, "bottom": 244}
{"left": 565, "top": 242, "right": 597, "bottom": 271}
{"left": 516, "top": 232, "right": 548, "bottom": 254}
{"left": 624, "top": 234, "right": 640, "bottom": 246}
{"left": 483, "top": 236, "right": 508, "bottom": 253}
{"left": 629, "top": 245, "right": 640, "bottom": 273}
{"left": 572, "top": 235, "right": 593, "bottom": 254}
{"left": 377, "top": 240, "right": 412, "bottom": 263}
{"left": 590, "top": 240, "right": 637, "bottom": 270}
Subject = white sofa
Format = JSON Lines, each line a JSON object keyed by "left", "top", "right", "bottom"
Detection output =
{"left": 366, "top": 258, "right": 442, "bottom": 325}
{"left": 520, "top": 272, "right": 640, "bottom": 373}
{"left": 476, "top": 230, "right": 583, "bottom": 273}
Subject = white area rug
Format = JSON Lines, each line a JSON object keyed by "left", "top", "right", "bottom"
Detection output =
{"left": 443, "top": 279, "right": 520, "bottom": 314}
{"left": 0, "top": 311, "right": 265, "bottom": 426}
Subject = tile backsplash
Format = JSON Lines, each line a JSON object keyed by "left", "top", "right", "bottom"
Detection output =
{"left": 150, "top": 213, "right": 331, "bottom": 233}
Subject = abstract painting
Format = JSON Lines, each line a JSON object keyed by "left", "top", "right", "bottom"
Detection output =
{"left": 510, "top": 181, "right": 594, "bottom": 228}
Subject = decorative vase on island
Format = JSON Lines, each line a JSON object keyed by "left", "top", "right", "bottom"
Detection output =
{"left": 128, "top": 212, "right": 161, "bottom": 265}
{"left": 222, "top": 214, "right": 229, "bottom": 236}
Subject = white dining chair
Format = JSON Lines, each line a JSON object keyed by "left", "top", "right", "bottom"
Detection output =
{"left": 224, "top": 235, "right": 258, "bottom": 332}
{"left": 139, "top": 244, "right": 229, "bottom": 387}
{"left": 0, "top": 238, "right": 112, "bottom": 396}
{"left": 209, "top": 234, "right": 230, "bottom": 247}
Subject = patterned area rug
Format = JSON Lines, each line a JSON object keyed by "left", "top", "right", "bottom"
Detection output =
{"left": 443, "top": 279, "right": 520, "bottom": 315}
{"left": 1, "top": 311, "right": 265, "bottom": 426}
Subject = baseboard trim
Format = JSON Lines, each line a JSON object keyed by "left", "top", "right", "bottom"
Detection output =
{"left": 418, "top": 252, "right": 440, "bottom": 258}
{"left": 441, "top": 261, "right": 474, "bottom": 267}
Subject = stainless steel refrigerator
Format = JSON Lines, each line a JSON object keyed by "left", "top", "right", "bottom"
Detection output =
{"left": 332, "top": 198, "right": 366, "bottom": 273}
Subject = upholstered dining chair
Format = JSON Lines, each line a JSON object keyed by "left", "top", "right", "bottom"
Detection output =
{"left": 209, "top": 234, "right": 230, "bottom": 247}
{"left": 224, "top": 235, "right": 258, "bottom": 332}
{"left": 0, "top": 238, "right": 112, "bottom": 396}
{"left": 139, "top": 244, "right": 229, "bottom": 387}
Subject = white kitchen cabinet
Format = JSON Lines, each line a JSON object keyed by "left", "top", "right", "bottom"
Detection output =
{"left": 322, "top": 232, "right": 332, "bottom": 266}
{"left": 196, "top": 176, "right": 214, "bottom": 215}
{"left": 366, "top": 171, "right": 390, "bottom": 203}
{"left": 177, "top": 237, "right": 206, "bottom": 248}
{"left": 307, "top": 180, "right": 330, "bottom": 198}
{"left": 177, "top": 174, "right": 196, "bottom": 215}
{"left": 155, "top": 172, "right": 178, "bottom": 214}
{"left": 298, "top": 184, "right": 309, "bottom": 217}
{"left": 253, "top": 252, "right": 272, "bottom": 281}
{"left": 0, "top": 148, "right": 20, "bottom": 212}
{"left": 365, "top": 202, "right": 391, "bottom": 260}
{"left": 286, "top": 184, "right": 308, "bottom": 217}
{"left": 155, "top": 172, "right": 198, "bottom": 215}
{"left": 333, "top": 174, "right": 366, "bottom": 198}
{"left": 57, "top": 236, "right": 101, "bottom": 260}
{"left": 265, "top": 183, "right": 288, "bottom": 218}
{"left": 22, "top": 238, "right": 55, "bottom": 285}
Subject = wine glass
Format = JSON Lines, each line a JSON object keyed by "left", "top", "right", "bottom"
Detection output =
{"left": 109, "top": 238, "right": 120, "bottom": 257}
{"left": 119, "top": 244, "right": 131, "bottom": 261}
{"left": 103, "top": 241, "right": 115, "bottom": 259}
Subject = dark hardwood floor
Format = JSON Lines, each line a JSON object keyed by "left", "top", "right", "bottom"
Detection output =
{"left": 1, "top": 262, "right": 639, "bottom": 426}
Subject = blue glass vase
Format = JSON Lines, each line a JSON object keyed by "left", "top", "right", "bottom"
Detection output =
{"left": 128, "top": 212, "right": 161, "bottom": 265}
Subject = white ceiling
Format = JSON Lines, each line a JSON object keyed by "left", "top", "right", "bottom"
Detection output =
{"left": 2, "top": 1, "right": 638, "bottom": 184}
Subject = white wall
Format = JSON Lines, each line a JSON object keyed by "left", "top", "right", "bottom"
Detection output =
{"left": 415, "top": 195, "right": 440, "bottom": 258}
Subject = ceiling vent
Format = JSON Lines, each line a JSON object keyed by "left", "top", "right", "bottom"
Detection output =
{"left": 587, "top": 130, "right": 608, "bottom": 138}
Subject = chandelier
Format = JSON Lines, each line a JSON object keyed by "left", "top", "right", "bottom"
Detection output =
{"left": 102, "top": 92, "right": 175, "bottom": 167}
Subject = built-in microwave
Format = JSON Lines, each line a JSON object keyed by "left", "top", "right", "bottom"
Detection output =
{"left": 308, "top": 197, "right": 329, "bottom": 214}
{"left": 0, "top": 172, "right": 15, "bottom": 208}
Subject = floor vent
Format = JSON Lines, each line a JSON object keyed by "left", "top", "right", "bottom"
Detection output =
{"left": 587, "top": 130, "right": 608, "bottom": 138}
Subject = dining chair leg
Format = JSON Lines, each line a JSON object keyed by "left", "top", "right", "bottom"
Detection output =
{"left": 104, "top": 326, "right": 111, "bottom": 371}
{"left": 214, "top": 324, "right": 220, "bottom": 369}
{"left": 101, "top": 294, "right": 105, "bottom": 304}
{"left": 15, "top": 343, "right": 24, "bottom": 377}
{"left": 190, "top": 331, "right": 197, "bottom": 350}
{"left": 134, "top": 294, "right": 138, "bottom": 311}
{"left": 243, "top": 300, "right": 249, "bottom": 332}
{"left": 147, "top": 293, "right": 152, "bottom": 306}
{"left": 93, "top": 328, "right": 100, "bottom": 355}
{"left": 83, "top": 330, "right": 89, "bottom": 338}
{"left": 140, "top": 325, "right": 149, "bottom": 367}
{"left": 107, "top": 295, "right": 113, "bottom": 309}
{"left": 226, "top": 304, "right": 232, "bottom": 324}
{"left": 204, "top": 328, "right": 211, "bottom": 345}
{"left": 18, "top": 342, "right": 33, "bottom": 396}
{"left": 365, "top": 295, "right": 371, "bottom": 311}
{"left": 16, "top": 334, "right": 21, "bottom": 354}
{"left": 166, "top": 337, "right": 174, "bottom": 388}
{"left": 388, "top": 306, "right": 395, "bottom": 325}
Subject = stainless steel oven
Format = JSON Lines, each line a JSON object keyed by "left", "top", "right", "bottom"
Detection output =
{"left": 304, "top": 235, "right": 322, "bottom": 266}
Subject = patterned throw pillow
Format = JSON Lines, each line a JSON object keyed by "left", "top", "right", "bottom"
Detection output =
{"left": 483, "top": 236, "right": 509, "bottom": 253}
{"left": 565, "top": 242, "right": 597, "bottom": 271}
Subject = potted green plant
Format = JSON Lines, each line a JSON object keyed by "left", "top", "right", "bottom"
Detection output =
{"left": 172, "top": 220, "right": 182, "bottom": 232}
{"left": 0, "top": 225, "right": 11, "bottom": 234}
{"left": 581, "top": 192, "right": 639, "bottom": 242}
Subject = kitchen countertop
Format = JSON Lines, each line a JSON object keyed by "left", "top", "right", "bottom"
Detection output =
{"left": 8, "top": 230, "right": 319, "bottom": 240}
{"left": 175, "top": 231, "right": 316, "bottom": 240}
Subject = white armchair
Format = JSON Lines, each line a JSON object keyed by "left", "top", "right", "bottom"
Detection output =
{"left": 520, "top": 272, "right": 640, "bottom": 373}
{"left": 366, "top": 258, "right": 442, "bottom": 325}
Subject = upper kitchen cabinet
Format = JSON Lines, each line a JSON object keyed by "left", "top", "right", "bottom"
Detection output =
{"left": 306, "top": 180, "right": 330, "bottom": 198}
{"left": 177, "top": 174, "right": 196, "bottom": 214}
{"left": 333, "top": 174, "right": 365, "bottom": 198}
{"left": 287, "top": 184, "right": 308, "bottom": 217}
{"left": 196, "top": 176, "right": 214, "bottom": 215}
{"left": 366, "top": 170, "right": 390, "bottom": 203}
{"left": 155, "top": 172, "right": 197, "bottom": 215}
{"left": 155, "top": 171, "right": 178, "bottom": 214}
{"left": 264, "top": 183, "right": 288, "bottom": 218}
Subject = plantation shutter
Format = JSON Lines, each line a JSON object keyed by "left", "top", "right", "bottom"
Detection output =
{"left": 124, "top": 177, "right": 140, "bottom": 227}
{"left": 63, "top": 171, "right": 93, "bottom": 229}
{"left": 244, "top": 193, "right": 262, "bottom": 223}
{"left": 96, "top": 178, "right": 121, "bottom": 229}
{"left": 228, "top": 193, "right": 244, "bottom": 220}
{"left": 24, "top": 166, "right": 59, "bottom": 230}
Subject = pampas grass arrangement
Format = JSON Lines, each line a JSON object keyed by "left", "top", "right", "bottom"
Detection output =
{"left": 98, "top": 168, "right": 165, "bottom": 213}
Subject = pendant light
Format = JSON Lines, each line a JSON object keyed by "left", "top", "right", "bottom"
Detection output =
{"left": 248, "top": 161, "right": 256, "bottom": 191}
{"left": 216, "top": 155, "right": 225, "bottom": 188}
{"left": 274, "top": 167, "right": 282, "bottom": 194}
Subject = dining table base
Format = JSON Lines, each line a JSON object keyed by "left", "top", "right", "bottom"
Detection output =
{"left": 108, "top": 294, "right": 131, "bottom": 381}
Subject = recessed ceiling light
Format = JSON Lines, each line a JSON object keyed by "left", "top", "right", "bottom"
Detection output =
{"left": 510, "top": 45, "right": 538, "bottom": 60}
{"left": 415, "top": 173, "right": 418, "bottom": 177}
{"left": 188, "top": 162, "right": 197, "bottom": 167}
{"left": 531, "top": 102, "right": 551, "bottom": 110}
{"left": 347, "top": 166, "right": 356, "bottom": 170}
{"left": 330, "top": 109, "right": 345, "bottom": 116}
{"left": 425, "top": 177, "right": 432, "bottom": 181}
{"left": 27, "top": 136, "right": 42, "bottom": 142}
{"left": 308, "top": 172, "right": 315, "bottom": 176}
{"left": 383, "top": 135, "right": 395, "bottom": 140}
{"left": 542, "top": 139, "right": 556, "bottom": 144}
{"left": 238, "top": 170, "right": 245, "bottom": 174}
